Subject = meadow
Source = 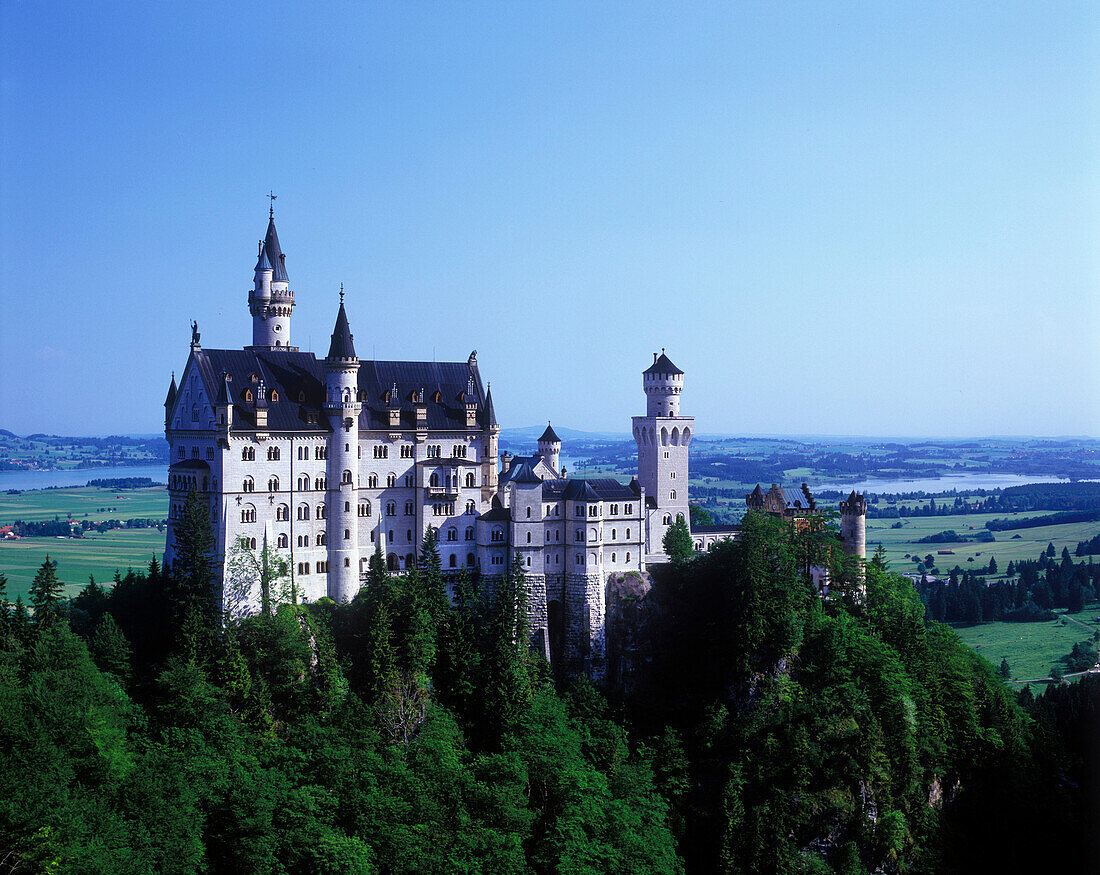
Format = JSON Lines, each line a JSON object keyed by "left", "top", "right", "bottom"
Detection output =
{"left": 0, "top": 485, "right": 167, "bottom": 601}
{"left": 954, "top": 607, "right": 1100, "bottom": 683}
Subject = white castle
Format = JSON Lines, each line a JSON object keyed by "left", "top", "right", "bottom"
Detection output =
{"left": 163, "top": 208, "right": 864, "bottom": 672}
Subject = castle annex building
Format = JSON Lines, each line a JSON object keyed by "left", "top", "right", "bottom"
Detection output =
{"left": 163, "top": 209, "right": 866, "bottom": 672}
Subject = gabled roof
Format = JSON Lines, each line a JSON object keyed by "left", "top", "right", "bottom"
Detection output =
{"left": 538, "top": 423, "right": 561, "bottom": 444}
{"left": 327, "top": 301, "right": 356, "bottom": 360}
{"left": 263, "top": 217, "right": 289, "bottom": 283}
{"left": 479, "top": 495, "right": 511, "bottom": 522}
{"left": 643, "top": 351, "right": 684, "bottom": 375}
{"left": 556, "top": 478, "right": 638, "bottom": 502}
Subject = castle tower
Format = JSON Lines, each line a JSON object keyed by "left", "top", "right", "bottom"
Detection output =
{"left": 538, "top": 422, "right": 561, "bottom": 474}
{"left": 324, "top": 294, "right": 361, "bottom": 602}
{"left": 632, "top": 350, "right": 693, "bottom": 557}
{"left": 839, "top": 491, "right": 867, "bottom": 560}
{"left": 248, "top": 205, "right": 296, "bottom": 350}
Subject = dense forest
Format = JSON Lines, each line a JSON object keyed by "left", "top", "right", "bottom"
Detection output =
{"left": 0, "top": 494, "right": 1096, "bottom": 872}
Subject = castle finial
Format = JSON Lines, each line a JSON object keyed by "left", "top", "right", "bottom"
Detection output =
{"left": 268, "top": 190, "right": 277, "bottom": 219}
{"left": 339, "top": 283, "right": 344, "bottom": 304}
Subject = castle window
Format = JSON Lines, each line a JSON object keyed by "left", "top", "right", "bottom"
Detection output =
{"left": 467, "top": 553, "right": 475, "bottom": 567}
{"left": 191, "top": 446, "right": 199, "bottom": 458}
{"left": 465, "top": 526, "right": 474, "bottom": 540}
{"left": 314, "top": 477, "right": 326, "bottom": 490}
{"left": 576, "top": 504, "right": 584, "bottom": 516}
{"left": 526, "top": 507, "right": 531, "bottom": 519}
{"left": 626, "top": 528, "right": 630, "bottom": 539}
{"left": 407, "top": 529, "right": 413, "bottom": 542}
{"left": 575, "top": 554, "right": 582, "bottom": 565}
{"left": 430, "top": 473, "right": 439, "bottom": 487}
{"left": 491, "top": 528, "right": 504, "bottom": 542}
{"left": 298, "top": 504, "right": 310, "bottom": 521}
{"left": 368, "top": 474, "right": 378, "bottom": 488}
{"left": 344, "top": 557, "right": 350, "bottom": 567}
{"left": 401, "top": 446, "right": 413, "bottom": 458}
{"left": 625, "top": 504, "right": 632, "bottom": 515}
{"left": 669, "top": 490, "right": 676, "bottom": 501}
{"left": 267, "top": 446, "right": 280, "bottom": 461}
{"left": 360, "top": 501, "right": 371, "bottom": 516}
{"left": 241, "top": 504, "right": 256, "bottom": 523}
{"left": 386, "top": 502, "right": 396, "bottom": 516}
{"left": 344, "top": 529, "right": 350, "bottom": 540}
{"left": 670, "top": 471, "right": 675, "bottom": 479}
{"left": 546, "top": 531, "right": 550, "bottom": 542}
{"left": 405, "top": 500, "right": 414, "bottom": 515}
{"left": 526, "top": 532, "right": 531, "bottom": 544}
{"left": 446, "top": 527, "right": 457, "bottom": 541}
{"left": 242, "top": 446, "right": 255, "bottom": 461}
{"left": 297, "top": 475, "right": 309, "bottom": 491}
{"left": 342, "top": 470, "right": 352, "bottom": 484}
{"left": 677, "top": 512, "right": 684, "bottom": 522}
{"left": 243, "top": 477, "right": 254, "bottom": 493}
{"left": 206, "top": 448, "right": 214, "bottom": 460}
{"left": 589, "top": 505, "right": 597, "bottom": 517}
{"left": 405, "top": 475, "right": 414, "bottom": 487}
{"left": 575, "top": 529, "right": 583, "bottom": 542}
{"left": 433, "top": 391, "right": 442, "bottom": 403}
{"left": 277, "top": 534, "right": 288, "bottom": 548}
{"left": 465, "top": 472, "right": 475, "bottom": 487}
{"left": 317, "top": 532, "right": 326, "bottom": 545}
{"left": 590, "top": 528, "right": 597, "bottom": 540}
{"left": 177, "top": 447, "right": 185, "bottom": 459}
{"left": 611, "top": 529, "right": 616, "bottom": 539}
{"left": 270, "top": 390, "right": 278, "bottom": 402}
{"left": 276, "top": 504, "right": 289, "bottom": 521}
{"left": 610, "top": 504, "right": 618, "bottom": 515}
{"left": 626, "top": 552, "right": 630, "bottom": 563}
{"left": 191, "top": 404, "right": 199, "bottom": 422}
{"left": 345, "top": 501, "right": 350, "bottom": 512}
{"left": 466, "top": 500, "right": 476, "bottom": 514}
{"left": 612, "top": 553, "right": 616, "bottom": 562}
{"left": 316, "top": 561, "right": 326, "bottom": 573}
{"left": 317, "top": 504, "right": 326, "bottom": 519}
{"left": 387, "top": 473, "right": 396, "bottom": 487}
{"left": 245, "top": 390, "right": 253, "bottom": 403}
{"left": 449, "top": 554, "right": 457, "bottom": 568}
{"left": 662, "top": 514, "right": 671, "bottom": 525}
{"left": 268, "top": 477, "right": 279, "bottom": 492}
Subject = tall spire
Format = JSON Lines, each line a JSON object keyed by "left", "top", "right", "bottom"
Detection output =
{"left": 327, "top": 296, "right": 356, "bottom": 360}
{"left": 484, "top": 382, "right": 497, "bottom": 427}
{"left": 262, "top": 215, "right": 289, "bottom": 283}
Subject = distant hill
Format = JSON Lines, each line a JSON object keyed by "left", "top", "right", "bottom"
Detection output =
{"left": 500, "top": 425, "right": 630, "bottom": 444}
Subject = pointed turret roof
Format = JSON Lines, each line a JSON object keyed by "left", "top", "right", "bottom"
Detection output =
{"left": 214, "top": 373, "right": 230, "bottom": 406}
{"left": 327, "top": 300, "right": 357, "bottom": 360}
{"left": 643, "top": 350, "right": 684, "bottom": 375}
{"left": 164, "top": 373, "right": 177, "bottom": 407}
{"left": 263, "top": 217, "right": 289, "bottom": 282}
{"left": 510, "top": 460, "right": 542, "bottom": 485}
{"left": 538, "top": 422, "right": 561, "bottom": 444}
{"left": 484, "top": 383, "right": 497, "bottom": 427}
{"left": 254, "top": 242, "right": 272, "bottom": 272}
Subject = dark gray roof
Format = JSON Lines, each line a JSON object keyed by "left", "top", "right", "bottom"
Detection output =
{"left": 558, "top": 478, "right": 638, "bottom": 502}
{"left": 479, "top": 495, "right": 511, "bottom": 522}
{"left": 643, "top": 352, "right": 683, "bottom": 376}
{"left": 254, "top": 244, "right": 272, "bottom": 272}
{"left": 188, "top": 349, "right": 491, "bottom": 434}
{"left": 539, "top": 423, "right": 561, "bottom": 443}
{"left": 169, "top": 459, "right": 211, "bottom": 472}
{"left": 164, "top": 374, "right": 177, "bottom": 407}
{"left": 327, "top": 301, "right": 356, "bottom": 360}
{"left": 509, "top": 460, "right": 542, "bottom": 485}
{"left": 263, "top": 218, "right": 289, "bottom": 283}
{"left": 214, "top": 373, "right": 230, "bottom": 406}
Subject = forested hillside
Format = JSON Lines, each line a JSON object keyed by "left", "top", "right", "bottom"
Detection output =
{"left": 0, "top": 498, "right": 1094, "bottom": 873}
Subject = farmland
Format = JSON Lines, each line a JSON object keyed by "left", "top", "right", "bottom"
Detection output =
{"left": 954, "top": 608, "right": 1100, "bottom": 683}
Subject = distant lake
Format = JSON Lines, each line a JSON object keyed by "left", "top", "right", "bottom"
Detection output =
{"left": 0, "top": 465, "right": 167, "bottom": 492}
{"left": 816, "top": 473, "right": 1071, "bottom": 496}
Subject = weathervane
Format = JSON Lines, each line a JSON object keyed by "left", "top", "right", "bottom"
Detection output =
{"left": 268, "top": 190, "right": 277, "bottom": 218}
{"left": 340, "top": 283, "right": 344, "bottom": 304}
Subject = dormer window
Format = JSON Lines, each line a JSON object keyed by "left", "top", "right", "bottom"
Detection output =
{"left": 270, "top": 390, "right": 278, "bottom": 402}
{"left": 433, "top": 391, "right": 442, "bottom": 404}
{"left": 244, "top": 390, "right": 253, "bottom": 402}
{"left": 298, "top": 391, "right": 305, "bottom": 403}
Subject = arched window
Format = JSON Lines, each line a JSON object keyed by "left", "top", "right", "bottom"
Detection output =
{"left": 626, "top": 528, "right": 630, "bottom": 539}
{"left": 387, "top": 553, "right": 398, "bottom": 571}
{"left": 243, "top": 477, "right": 254, "bottom": 493}
{"left": 526, "top": 507, "right": 531, "bottom": 519}
{"left": 317, "top": 532, "right": 326, "bottom": 545}
{"left": 241, "top": 504, "right": 256, "bottom": 523}
{"left": 314, "top": 477, "right": 326, "bottom": 490}
{"left": 465, "top": 526, "right": 474, "bottom": 540}
{"left": 276, "top": 504, "right": 289, "bottom": 521}
{"left": 368, "top": 474, "right": 378, "bottom": 488}
{"left": 344, "top": 529, "right": 350, "bottom": 540}
{"left": 342, "top": 470, "right": 352, "bottom": 484}
{"left": 345, "top": 501, "right": 350, "bottom": 512}
{"left": 467, "top": 553, "right": 475, "bottom": 567}
{"left": 430, "top": 473, "right": 439, "bottom": 487}
{"left": 611, "top": 529, "right": 616, "bottom": 539}
{"left": 344, "top": 557, "right": 350, "bottom": 567}
{"left": 267, "top": 446, "right": 280, "bottom": 461}
{"left": 449, "top": 554, "right": 457, "bottom": 568}
{"left": 465, "top": 472, "right": 475, "bottom": 487}
{"left": 277, "top": 534, "right": 288, "bottom": 548}
{"left": 446, "top": 527, "right": 457, "bottom": 541}
{"left": 612, "top": 553, "right": 616, "bottom": 562}
{"left": 386, "top": 502, "right": 396, "bottom": 516}
{"left": 662, "top": 514, "right": 671, "bottom": 525}
{"left": 526, "top": 532, "right": 531, "bottom": 543}
{"left": 242, "top": 446, "right": 254, "bottom": 461}
{"left": 670, "top": 490, "right": 676, "bottom": 501}
{"left": 466, "top": 500, "right": 476, "bottom": 515}
{"left": 317, "top": 504, "right": 326, "bottom": 519}
{"left": 491, "top": 528, "right": 504, "bottom": 542}
{"left": 298, "top": 475, "right": 309, "bottom": 491}
{"left": 191, "top": 403, "right": 199, "bottom": 422}
{"left": 360, "top": 502, "right": 370, "bottom": 517}
{"left": 268, "top": 477, "right": 279, "bottom": 492}
{"left": 626, "top": 552, "right": 630, "bottom": 563}
{"left": 405, "top": 501, "right": 414, "bottom": 515}
{"left": 298, "top": 504, "right": 310, "bottom": 520}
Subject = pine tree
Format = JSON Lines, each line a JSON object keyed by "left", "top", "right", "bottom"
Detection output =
{"left": 11, "top": 596, "right": 32, "bottom": 646}
{"left": 0, "top": 572, "right": 10, "bottom": 646}
{"left": 28, "top": 555, "right": 64, "bottom": 628}
{"left": 478, "top": 553, "right": 533, "bottom": 745}
{"left": 169, "top": 489, "right": 216, "bottom": 644}
{"left": 998, "top": 658, "right": 1011, "bottom": 680}
{"left": 663, "top": 516, "right": 694, "bottom": 563}
{"left": 90, "top": 613, "right": 132, "bottom": 682}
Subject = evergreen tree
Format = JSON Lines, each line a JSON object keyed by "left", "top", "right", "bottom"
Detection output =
{"left": 169, "top": 490, "right": 216, "bottom": 655}
{"left": 11, "top": 596, "right": 32, "bottom": 646}
{"left": 0, "top": 572, "right": 10, "bottom": 646}
{"left": 90, "top": 613, "right": 132, "bottom": 682}
{"left": 999, "top": 658, "right": 1011, "bottom": 680}
{"left": 28, "top": 555, "right": 64, "bottom": 628}
{"left": 988, "top": 555, "right": 998, "bottom": 575}
{"left": 417, "top": 525, "right": 447, "bottom": 622}
{"left": 478, "top": 553, "right": 533, "bottom": 745}
{"left": 662, "top": 516, "right": 694, "bottom": 563}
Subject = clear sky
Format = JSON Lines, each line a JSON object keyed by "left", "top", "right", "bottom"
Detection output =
{"left": 1, "top": 2, "right": 1097, "bottom": 438}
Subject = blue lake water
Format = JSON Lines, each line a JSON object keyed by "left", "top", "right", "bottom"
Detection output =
{"left": 814, "top": 473, "right": 1070, "bottom": 496}
{"left": 0, "top": 465, "right": 167, "bottom": 492}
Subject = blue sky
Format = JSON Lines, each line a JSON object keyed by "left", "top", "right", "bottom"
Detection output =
{"left": 1, "top": 2, "right": 1097, "bottom": 438}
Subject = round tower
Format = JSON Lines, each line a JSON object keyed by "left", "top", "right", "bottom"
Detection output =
{"left": 644, "top": 348, "right": 683, "bottom": 417}
{"left": 839, "top": 491, "right": 867, "bottom": 560}
{"left": 248, "top": 204, "right": 296, "bottom": 350}
{"left": 324, "top": 293, "right": 361, "bottom": 602}
{"left": 538, "top": 422, "right": 561, "bottom": 474}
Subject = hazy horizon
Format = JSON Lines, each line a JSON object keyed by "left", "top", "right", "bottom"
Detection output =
{"left": 2, "top": 3, "right": 1097, "bottom": 439}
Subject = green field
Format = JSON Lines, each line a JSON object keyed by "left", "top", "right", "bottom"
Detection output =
{"left": 0, "top": 528, "right": 165, "bottom": 602}
{"left": 953, "top": 607, "right": 1100, "bottom": 683}
{"left": 868, "top": 511, "right": 1100, "bottom": 575}
{"left": 0, "top": 485, "right": 167, "bottom": 524}
{"left": 0, "top": 485, "right": 168, "bottom": 602}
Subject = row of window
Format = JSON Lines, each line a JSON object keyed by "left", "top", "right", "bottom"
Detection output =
{"left": 176, "top": 446, "right": 216, "bottom": 461}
